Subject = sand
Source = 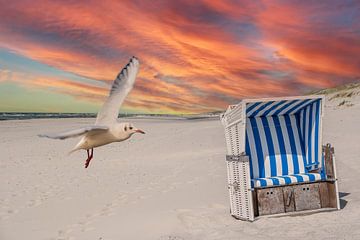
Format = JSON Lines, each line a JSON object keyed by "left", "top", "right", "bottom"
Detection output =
{"left": 1, "top": 88, "right": 360, "bottom": 240}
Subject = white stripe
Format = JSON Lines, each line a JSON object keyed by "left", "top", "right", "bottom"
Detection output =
{"left": 246, "top": 102, "right": 257, "bottom": 111}
{"left": 265, "top": 178, "right": 273, "bottom": 186}
{"left": 254, "top": 101, "right": 278, "bottom": 117}
{"left": 287, "top": 99, "right": 318, "bottom": 115}
{"left": 277, "top": 100, "right": 300, "bottom": 115}
{"left": 311, "top": 103, "right": 316, "bottom": 167}
{"left": 288, "top": 175, "right": 298, "bottom": 184}
{"left": 313, "top": 173, "right": 321, "bottom": 181}
{"left": 300, "top": 109, "right": 303, "bottom": 136}
{"left": 317, "top": 101, "right": 322, "bottom": 169}
{"left": 273, "top": 176, "right": 286, "bottom": 185}
{"left": 247, "top": 102, "right": 267, "bottom": 116}
{"left": 290, "top": 115, "right": 305, "bottom": 173}
{"left": 278, "top": 116, "right": 294, "bottom": 175}
{"left": 301, "top": 174, "right": 310, "bottom": 182}
{"left": 304, "top": 106, "right": 309, "bottom": 165}
{"left": 266, "top": 100, "right": 289, "bottom": 116}
{"left": 255, "top": 118, "right": 271, "bottom": 177}
{"left": 267, "top": 117, "right": 283, "bottom": 176}
{"left": 246, "top": 119, "right": 259, "bottom": 178}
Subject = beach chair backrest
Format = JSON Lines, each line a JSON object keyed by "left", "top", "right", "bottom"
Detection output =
{"left": 243, "top": 97, "right": 324, "bottom": 179}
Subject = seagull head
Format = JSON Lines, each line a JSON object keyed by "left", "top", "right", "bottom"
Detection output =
{"left": 123, "top": 122, "right": 145, "bottom": 136}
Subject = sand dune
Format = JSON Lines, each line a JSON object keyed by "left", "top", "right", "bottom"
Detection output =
{"left": 1, "top": 86, "right": 360, "bottom": 239}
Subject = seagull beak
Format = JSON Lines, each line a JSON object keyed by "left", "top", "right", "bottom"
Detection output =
{"left": 135, "top": 129, "right": 145, "bottom": 134}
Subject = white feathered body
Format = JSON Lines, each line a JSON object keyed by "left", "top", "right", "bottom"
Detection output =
{"left": 72, "top": 123, "right": 131, "bottom": 151}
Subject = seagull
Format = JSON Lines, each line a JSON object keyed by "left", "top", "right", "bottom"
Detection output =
{"left": 39, "top": 57, "right": 145, "bottom": 168}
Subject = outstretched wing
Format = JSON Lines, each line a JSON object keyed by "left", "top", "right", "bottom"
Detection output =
{"left": 38, "top": 126, "right": 109, "bottom": 140}
{"left": 95, "top": 56, "right": 140, "bottom": 125}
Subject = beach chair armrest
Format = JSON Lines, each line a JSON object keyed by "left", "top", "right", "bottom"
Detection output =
{"left": 305, "top": 162, "right": 320, "bottom": 169}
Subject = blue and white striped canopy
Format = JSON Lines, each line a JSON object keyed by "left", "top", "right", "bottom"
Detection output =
{"left": 246, "top": 98, "right": 321, "bottom": 117}
{"left": 244, "top": 97, "right": 324, "bottom": 185}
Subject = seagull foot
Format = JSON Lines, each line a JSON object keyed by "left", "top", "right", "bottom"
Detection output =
{"left": 84, "top": 148, "right": 94, "bottom": 169}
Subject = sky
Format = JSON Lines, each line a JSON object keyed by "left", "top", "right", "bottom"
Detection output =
{"left": 0, "top": 0, "right": 359, "bottom": 114}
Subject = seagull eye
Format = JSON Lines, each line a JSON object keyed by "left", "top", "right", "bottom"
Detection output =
{"left": 124, "top": 126, "right": 127, "bottom": 131}
{"left": 129, "top": 127, "right": 133, "bottom": 130}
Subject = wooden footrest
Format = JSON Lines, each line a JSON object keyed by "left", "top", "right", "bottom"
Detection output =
{"left": 254, "top": 181, "right": 338, "bottom": 216}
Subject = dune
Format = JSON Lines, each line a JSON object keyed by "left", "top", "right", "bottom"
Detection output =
{"left": 0, "top": 83, "right": 360, "bottom": 240}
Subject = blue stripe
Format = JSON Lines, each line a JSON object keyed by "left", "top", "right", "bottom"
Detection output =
{"left": 294, "top": 98, "right": 321, "bottom": 115}
{"left": 284, "top": 115, "right": 300, "bottom": 174}
{"left": 245, "top": 133, "right": 253, "bottom": 179}
{"left": 269, "top": 177, "right": 280, "bottom": 186}
{"left": 250, "top": 101, "right": 275, "bottom": 117}
{"left": 284, "top": 99, "right": 311, "bottom": 115}
{"left": 293, "top": 174, "right": 304, "bottom": 183}
{"left": 272, "top": 116, "right": 289, "bottom": 175}
{"left": 321, "top": 172, "right": 326, "bottom": 180}
{"left": 249, "top": 117, "right": 265, "bottom": 177}
{"left": 262, "top": 100, "right": 287, "bottom": 116}
{"left": 280, "top": 176, "right": 292, "bottom": 184}
{"left": 304, "top": 173, "right": 316, "bottom": 181}
{"left": 261, "top": 117, "right": 277, "bottom": 176}
{"left": 307, "top": 103, "right": 313, "bottom": 166}
{"left": 295, "top": 112, "right": 306, "bottom": 156}
{"left": 273, "top": 100, "right": 299, "bottom": 115}
{"left": 246, "top": 102, "right": 261, "bottom": 114}
{"left": 284, "top": 115, "right": 300, "bottom": 173}
{"left": 302, "top": 108, "right": 307, "bottom": 149}
{"left": 314, "top": 100, "right": 320, "bottom": 169}
{"left": 258, "top": 179, "right": 267, "bottom": 187}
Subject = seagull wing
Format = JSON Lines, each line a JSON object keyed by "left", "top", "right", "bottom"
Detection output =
{"left": 38, "top": 125, "right": 109, "bottom": 140}
{"left": 95, "top": 57, "right": 140, "bottom": 125}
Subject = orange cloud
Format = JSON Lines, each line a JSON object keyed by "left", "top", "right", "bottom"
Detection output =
{"left": 0, "top": 1, "right": 359, "bottom": 113}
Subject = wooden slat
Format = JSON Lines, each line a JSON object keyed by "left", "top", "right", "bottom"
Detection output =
{"left": 323, "top": 144, "right": 335, "bottom": 179}
{"left": 283, "top": 186, "right": 295, "bottom": 213}
{"left": 294, "top": 183, "right": 321, "bottom": 211}
{"left": 319, "top": 182, "right": 330, "bottom": 208}
{"left": 327, "top": 182, "right": 338, "bottom": 208}
{"left": 252, "top": 190, "right": 259, "bottom": 217}
{"left": 257, "top": 187, "right": 285, "bottom": 216}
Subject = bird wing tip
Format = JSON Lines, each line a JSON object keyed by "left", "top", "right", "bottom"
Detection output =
{"left": 131, "top": 56, "right": 139, "bottom": 64}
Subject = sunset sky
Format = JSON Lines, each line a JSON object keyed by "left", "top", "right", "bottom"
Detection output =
{"left": 0, "top": 0, "right": 359, "bottom": 114}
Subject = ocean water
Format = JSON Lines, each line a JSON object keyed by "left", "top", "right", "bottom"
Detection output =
{"left": 0, "top": 112, "right": 97, "bottom": 121}
{"left": 0, "top": 112, "right": 220, "bottom": 121}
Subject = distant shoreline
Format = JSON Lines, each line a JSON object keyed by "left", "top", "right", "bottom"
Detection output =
{"left": 0, "top": 112, "right": 221, "bottom": 121}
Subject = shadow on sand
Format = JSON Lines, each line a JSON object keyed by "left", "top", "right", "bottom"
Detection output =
{"left": 339, "top": 192, "right": 350, "bottom": 209}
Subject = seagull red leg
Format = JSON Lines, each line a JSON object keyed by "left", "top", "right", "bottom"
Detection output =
{"left": 85, "top": 148, "right": 94, "bottom": 168}
{"left": 85, "top": 149, "right": 91, "bottom": 168}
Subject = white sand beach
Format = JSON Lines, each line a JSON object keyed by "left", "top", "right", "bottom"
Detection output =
{"left": 1, "top": 85, "right": 360, "bottom": 240}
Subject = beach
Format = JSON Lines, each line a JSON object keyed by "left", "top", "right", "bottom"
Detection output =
{"left": 1, "top": 90, "right": 360, "bottom": 240}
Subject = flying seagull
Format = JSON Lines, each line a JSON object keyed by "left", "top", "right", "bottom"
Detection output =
{"left": 39, "top": 57, "right": 145, "bottom": 168}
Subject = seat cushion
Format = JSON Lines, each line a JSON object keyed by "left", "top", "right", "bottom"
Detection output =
{"left": 252, "top": 173, "right": 325, "bottom": 188}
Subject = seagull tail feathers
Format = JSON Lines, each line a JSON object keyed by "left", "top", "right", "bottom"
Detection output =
{"left": 68, "top": 148, "right": 79, "bottom": 156}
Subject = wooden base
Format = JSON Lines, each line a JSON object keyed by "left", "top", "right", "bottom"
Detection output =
{"left": 254, "top": 181, "right": 338, "bottom": 217}
{"left": 263, "top": 207, "right": 338, "bottom": 219}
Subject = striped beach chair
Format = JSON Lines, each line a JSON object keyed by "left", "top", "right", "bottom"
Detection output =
{"left": 221, "top": 95, "right": 340, "bottom": 221}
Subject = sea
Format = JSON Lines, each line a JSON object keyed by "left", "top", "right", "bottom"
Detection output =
{"left": 0, "top": 112, "right": 221, "bottom": 121}
{"left": 0, "top": 112, "right": 97, "bottom": 121}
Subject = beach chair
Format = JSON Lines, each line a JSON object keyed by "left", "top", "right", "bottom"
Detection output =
{"left": 221, "top": 95, "right": 340, "bottom": 221}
